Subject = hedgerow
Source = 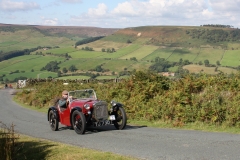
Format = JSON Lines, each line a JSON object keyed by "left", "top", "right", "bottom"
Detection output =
{"left": 16, "top": 71, "right": 240, "bottom": 127}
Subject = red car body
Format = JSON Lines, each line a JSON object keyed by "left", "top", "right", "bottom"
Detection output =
{"left": 48, "top": 89, "right": 127, "bottom": 134}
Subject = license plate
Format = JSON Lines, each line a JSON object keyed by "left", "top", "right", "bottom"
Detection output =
{"left": 109, "top": 115, "right": 115, "bottom": 120}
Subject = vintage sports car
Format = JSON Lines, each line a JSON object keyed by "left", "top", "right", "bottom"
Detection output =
{"left": 47, "top": 89, "right": 127, "bottom": 134}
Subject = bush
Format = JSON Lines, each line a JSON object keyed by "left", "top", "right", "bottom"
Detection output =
{"left": 0, "top": 122, "right": 19, "bottom": 160}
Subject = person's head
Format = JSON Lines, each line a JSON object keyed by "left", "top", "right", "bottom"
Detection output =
{"left": 62, "top": 90, "right": 68, "bottom": 99}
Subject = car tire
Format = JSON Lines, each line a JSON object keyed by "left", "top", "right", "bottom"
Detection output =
{"left": 49, "top": 110, "right": 59, "bottom": 131}
{"left": 113, "top": 107, "right": 127, "bottom": 130}
{"left": 71, "top": 110, "right": 86, "bottom": 134}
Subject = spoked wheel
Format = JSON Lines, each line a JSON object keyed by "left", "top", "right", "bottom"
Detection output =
{"left": 48, "top": 110, "right": 59, "bottom": 131}
{"left": 113, "top": 107, "right": 127, "bottom": 130}
{"left": 71, "top": 110, "right": 86, "bottom": 134}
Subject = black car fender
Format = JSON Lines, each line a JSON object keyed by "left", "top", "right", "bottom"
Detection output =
{"left": 113, "top": 102, "right": 124, "bottom": 110}
{"left": 70, "top": 107, "right": 83, "bottom": 125}
{"left": 47, "top": 107, "right": 59, "bottom": 121}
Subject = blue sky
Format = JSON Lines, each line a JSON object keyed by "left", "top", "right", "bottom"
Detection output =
{"left": 0, "top": 0, "right": 239, "bottom": 28}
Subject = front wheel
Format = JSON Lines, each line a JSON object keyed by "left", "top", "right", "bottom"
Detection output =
{"left": 113, "top": 107, "right": 127, "bottom": 130}
{"left": 71, "top": 110, "right": 86, "bottom": 134}
{"left": 48, "top": 110, "right": 59, "bottom": 131}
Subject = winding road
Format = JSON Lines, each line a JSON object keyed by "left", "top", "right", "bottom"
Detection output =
{"left": 1, "top": 89, "right": 240, "bottom": 160}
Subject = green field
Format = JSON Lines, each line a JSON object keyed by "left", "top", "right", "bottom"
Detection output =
{"left": 119, "top": 45, "right": 158, "bottom": 60}
{"left": 183, "top": 64, "right": 238, "bottom": 74}
{"left": 2, "top": 71, "right": 58, "bottom": 81}
{"left": 142, "top": 47, "right": 174, "bottom": 61}
{"left": 33, "top": 47, "right": 77, "bottom": 55}
{"left": 193, "top": 48, "right": 224, "bottom": 64}
{"left": 69, "top": 50, "right": 106, "bottom": 58}
{"left": 221, "top": 50, "right": 240, "bottom": 67}
{"left": 100, "top": 44, "right": 141, "bottom": 59}
{"left": 167, "top": 48, "right": 200, "bottom": 62}
{"left": 57, "top": 75, "right": 90, "bottom": 80}
{"left": 0, "top": 29, "right": 74, "bottom": 52}
{"left": 0, "top": 56, "right": 65, "bottom": 72}
{"left": 77, "top": 40, "right": 128, "bottom": 52}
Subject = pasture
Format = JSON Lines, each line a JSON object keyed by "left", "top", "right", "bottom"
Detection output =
{"left": 33, "top": 47, "right": 77, "bottom": 55}
{"left": 0, "top": 29, "right": 74, "bottom": 52}
{"left": 0, "top": 56, "right": 65, "bottom": 72}
{"left": 119, "top": 45, "right": 158, "bottom": 60}
{"left": 77, "top": 40, "right": 128, "bottom": 52}
{"left": 69, "top": 50, "right": 106, "bottom": 58}
{"left": 193, "top": 48, "right": 224, "bottom": 64}
{"left": 57, "top": 75, "right": 90, "bottom": 80}
{"left": 2, "top": 71, "right": 58, "bottom": 81}
{"left": 183, "top": 64, "right": 238, "bottom": 74}
{"left": 221, "top": 50, "right": 240, "bottom": 67}
{"left": 167, "top": 48, "right": 200, "bottom": 62}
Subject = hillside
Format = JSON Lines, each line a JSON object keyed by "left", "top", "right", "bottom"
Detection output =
{"left": 0, "top": 25, "right": 240, "bottom": 82}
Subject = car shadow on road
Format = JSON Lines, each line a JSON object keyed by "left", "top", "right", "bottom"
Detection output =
{"left": 57, "top": 124, "right": 147, "bottom": 134}
{"left": 85, "top": 124, "right": 147, "bottom": 134}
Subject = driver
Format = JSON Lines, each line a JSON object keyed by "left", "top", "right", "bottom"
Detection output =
{"left": 58, "top": 90, "right": 72, "bottom": 112}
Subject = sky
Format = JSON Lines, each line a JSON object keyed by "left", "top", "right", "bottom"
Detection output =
{"left": 0, "top": 0, "right": 240, "bottom": 28}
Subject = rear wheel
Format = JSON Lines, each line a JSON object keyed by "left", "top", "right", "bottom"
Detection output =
{"left": 113, "top": 107, "right": 127, "bottom": 130}
{"left": 48, "top": 110, "right": 59, "bottom": 131}
{"left": 71, "top": 110, "right": 86, "bottom": 134}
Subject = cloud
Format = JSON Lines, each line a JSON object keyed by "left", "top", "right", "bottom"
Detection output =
{"left": 40, "top": 17, "right": 59, "bottom": 26}
{"left": 0, "top": 0, "right": 40, "bottom": 12}
{"left": 68, "top": 0, "right": 240, "bottom": 28}
{"left": 60, "top": 0, "right": 82, "bottom": 4}
{"left": 88, "top": 3, "right": 108, "bottom": 17}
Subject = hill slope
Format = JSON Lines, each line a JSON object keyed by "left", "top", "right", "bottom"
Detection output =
{"left": 0, "top": 25, "right": 240, "bottom": 82}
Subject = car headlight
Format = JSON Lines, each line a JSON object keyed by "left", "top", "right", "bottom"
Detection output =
{"left": 111, "top": 100, "right": 117, "bottom": 107}
{"left": 84, "top": 104, "right": 90, "bottom": 110}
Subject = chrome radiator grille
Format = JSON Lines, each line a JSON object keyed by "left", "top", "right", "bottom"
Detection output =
{"left": 93, "top": 101, "right": 108, "bottom": 121}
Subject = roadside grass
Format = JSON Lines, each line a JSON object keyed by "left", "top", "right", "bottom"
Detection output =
{"left": 119, "top": 45, "right": 158, "bottom": 60}
{"left": 128, "top": 120, "right": 240, "bottom": 134}
{"left": 221, "top": 50, "right": 240, "bottom": 67}
{"left": 15, "top": 135, "right": 137, "bottom": 160}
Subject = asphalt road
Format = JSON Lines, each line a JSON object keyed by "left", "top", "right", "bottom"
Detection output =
{"left": 1, "top": 89, "right": 240, "bottom": 160}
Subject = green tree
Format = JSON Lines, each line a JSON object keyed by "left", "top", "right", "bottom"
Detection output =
{"left": 204, "top": 59, "right": 210, "bottom": 67}
{"left": 69, "top": 65, "right": 77, "bottom": 72}
{"left": 62, "top": 67, "right": 68, "bottom": 73}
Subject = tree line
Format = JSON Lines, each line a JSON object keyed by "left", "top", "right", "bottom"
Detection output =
{"left": 201, "top": 24, "right": 234, "bottom": 28}
{"left": 75, "top": 36, "right": 105, "bottom": 48}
